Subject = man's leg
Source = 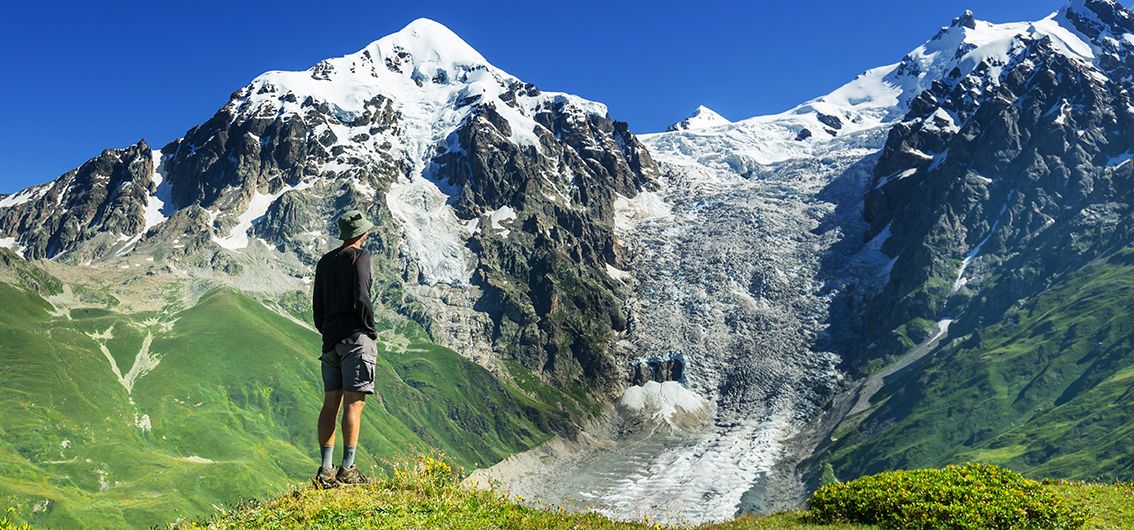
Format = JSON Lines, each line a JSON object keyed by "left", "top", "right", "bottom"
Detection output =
{"left": 340, "top": 391, "right": 366, "bottom": 468}
{"left": 335, "top": 333, "right": 374, "bottom": 484}
{"left": 318, "top": 391, "right": 343, "bottom": 467}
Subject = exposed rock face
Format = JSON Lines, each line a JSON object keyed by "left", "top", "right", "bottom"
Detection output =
{"left": 1062, "top": 0, "right": 1134, "bottom": 79}
{"left": 0, "top": 19, "right": 657, "bottom": 391}
{"left": 434, "top": 96, "right": 657, "bottom": 385}
{"left": 628, "top": 357, "right": 684, "bottom": 385}
{"left": 0, "top": 141, "right": 158, "bottom": 260}
{"left": 816, "top": 113, "right": 843, "bottom": 131}
{"left": 859, "top": 0, "right": 1134, "bottom": 367}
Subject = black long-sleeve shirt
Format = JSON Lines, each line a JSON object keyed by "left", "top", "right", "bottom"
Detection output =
{"left": 312, "top": 246, "right": 376, "bottom": 352}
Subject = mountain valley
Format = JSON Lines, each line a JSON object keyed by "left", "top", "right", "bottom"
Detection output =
{"left": 3, "top": 1, "right": 1134, "bottom": 527}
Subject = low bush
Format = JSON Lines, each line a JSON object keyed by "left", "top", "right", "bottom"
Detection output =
{"left": 0, "top": 508, "right": 32, "bottom": 530}
{"left": 807, "top": 463, "right": 1086, "bottom": 529}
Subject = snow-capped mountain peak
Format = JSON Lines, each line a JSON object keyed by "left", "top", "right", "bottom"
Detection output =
{"left": 370, "top": 17, "right": 494, "bottom": 73}
{"left": 644, "top": 3, "right": 1131, "bottom": 173}
{"left": 950, "top": 9, "right": 978, "bottom": 30}
{"left": 0, "top": 16, "right": 638, "bottom": 274}
{"left": 233, "top": 18, "right": 522, "bottom": 126}
{"left": 790, "top": 1, "right": 1134, "bottom": 126}
{"left": 224, "top": 17, "right": 611, "bottom": 164}
{"left": 666, "top": 105, "right": 731, "bottom": 131}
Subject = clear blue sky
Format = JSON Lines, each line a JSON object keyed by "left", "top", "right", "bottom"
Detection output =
{"left": 1, "top": 0, "right": 1076, "bottom": 193}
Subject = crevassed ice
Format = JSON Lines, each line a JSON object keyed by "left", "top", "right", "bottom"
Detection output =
{"left": 385, "top": 177, "right": 474, "bottom": 285}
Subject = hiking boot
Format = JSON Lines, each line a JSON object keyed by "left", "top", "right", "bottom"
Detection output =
{"left": 335, "top": 465, "right": 371, "bottom": 486}
{"left": 313, "top": 466, "right": 338, "bottom": 489}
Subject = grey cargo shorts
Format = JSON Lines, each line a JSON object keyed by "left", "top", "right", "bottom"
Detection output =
{"left": 321, "top": 332, "right": 377, "bottom": 394}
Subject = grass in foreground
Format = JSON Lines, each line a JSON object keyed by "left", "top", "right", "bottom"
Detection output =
{"left": 1044, "top": 480, "right": 1134, "bottom": 530}
{"left": 172, "top": 455, "right": 874, "bottom": 530}
{"left": 165, "top": 458, "right": 1134, "bottom": 530}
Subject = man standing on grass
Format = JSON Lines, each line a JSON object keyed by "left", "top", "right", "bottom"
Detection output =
{"left": 312, "top": 209, "right": 378, "bottom": 487}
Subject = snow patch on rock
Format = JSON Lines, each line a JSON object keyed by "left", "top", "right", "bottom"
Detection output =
{"left": 142, "top": 150, "right": 173, "bottom": 234}
{"left": 486, "top": 205, "right": 516, "bottom": 238}
{"left": 953, "top": 190, "right": 1015, "bottom": 292}
{"left": 1107, "top": 152, "right": 1133, "bottom": 167}
{"left": 0, "top": 184, "right": 50, "bottom": 209}
{"left": 605, "top": 263, "right": 632, "bottom": 282}
{"left": 0, "top": 237, "right": 25, "bottom": 258}
{"left": 213, "top": 181, "right": 314, "bottom": 251}
{"left": 613, "top": 192, "right": 672, "bottom": 232}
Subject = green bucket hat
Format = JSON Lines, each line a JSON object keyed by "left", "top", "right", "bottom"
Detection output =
{"left": 336, "top": 209, "right": 374, "bottom": 240}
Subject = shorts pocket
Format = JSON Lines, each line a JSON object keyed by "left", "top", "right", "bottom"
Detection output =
{"left": 361, "top": 334, "right": 378, "bottom": 363}
{"left": 363, "top": 356, "right": 375, "bottom": 380}
{"left": 355, "top": 357, "right": 376, "bottom": 394}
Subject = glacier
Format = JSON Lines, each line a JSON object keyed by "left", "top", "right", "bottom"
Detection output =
{"left": 470, "top": 4, "right": 1120, "bottom": 524}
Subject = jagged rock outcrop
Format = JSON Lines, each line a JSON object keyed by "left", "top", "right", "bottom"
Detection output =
{"left": 628, "top": 357, "right": 684, "bottom": 385}
{"left": 859, "top": 0, "right": 1134, "bottom": 366}
{"left": 433, "top": 97, "right": 657, "bottom": 383}
{"left": 0, "top": 18, "right": 657, "bottom": 391}
{"left": 0, "top": 141, "right": 159, "bottom": 260}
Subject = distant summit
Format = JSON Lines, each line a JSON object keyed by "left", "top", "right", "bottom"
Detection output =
{"left": 666, "top": 105, "right": 731, "bottom": 131}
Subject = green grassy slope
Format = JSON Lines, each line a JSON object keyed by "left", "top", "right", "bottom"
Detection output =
{"left": 0, "top": 267, "right": 577, "bottom": 528}
{"left": 829, "top": 247, "right": 1134, "bottom": 482}
{"left": 170, "top": 460, "right": 1134, "bottom": 530}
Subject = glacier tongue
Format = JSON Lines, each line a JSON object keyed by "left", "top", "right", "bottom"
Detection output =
{"left": 560, "top": 9, "right": 1113, "bottom": 521}
{"left": 600, "top": 148, "right": 862, "bottom": 522}
{"left": 476, "top": 118, "right": 891, "bottom": 523}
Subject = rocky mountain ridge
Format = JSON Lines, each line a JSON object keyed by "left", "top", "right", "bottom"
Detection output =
{"left": 3, "top": 1, "right": 1134, "bottom": 526}
{"left": 819, "top": 0, "right": 1134, "bottom": 481}
{"left": 0, "top": 18, "right": 657, "bottom": 391}
{"left": 856, "top": 0, "right": 1134, "bottom": 364}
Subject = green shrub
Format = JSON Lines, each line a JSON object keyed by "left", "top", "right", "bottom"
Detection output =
{"left": 808, "top": 463, "right": 1086, "bottom": 529}
{"left": 0, "top": 508, "right": 31, "bottom": 530}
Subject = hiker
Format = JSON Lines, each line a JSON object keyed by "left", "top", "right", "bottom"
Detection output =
{"left": 311, "top": 209, "right": 378, "bottom": 488}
